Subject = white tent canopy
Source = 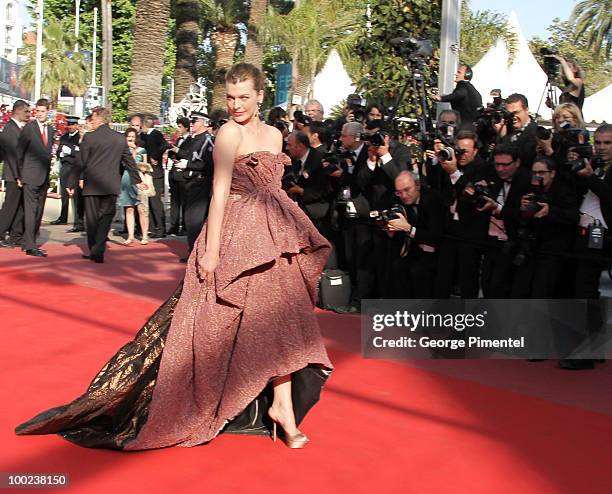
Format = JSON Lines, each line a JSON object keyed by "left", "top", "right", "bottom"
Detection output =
{"left": 582, "top": 84, "right": 612, "bottom": 123}
{"left": 312, "top": 50, "right": 355, "bottom": 118}
{"left": 471, "top": 11, "right": 559, "bottom": 120}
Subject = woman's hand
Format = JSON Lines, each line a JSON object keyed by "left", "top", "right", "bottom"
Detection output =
{"left": 198, "top": 251, "right": 220, "bottom": 278}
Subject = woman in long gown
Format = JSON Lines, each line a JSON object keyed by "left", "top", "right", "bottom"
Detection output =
{"left": 15, "top": 63, "right": 333, "bottom": 450}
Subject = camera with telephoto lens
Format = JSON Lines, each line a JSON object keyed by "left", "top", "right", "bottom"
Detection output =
{"left": 369, "top": 204, "right": 405, "bottom": 227}
{"left": 540, "top": 47, "right": 560, "bottom": 81}
{"left": 436, "top": 123, "right": 457, "bottom": 145}
{"left": 512, "top": 176, "right": 547, "bottom": 265}
{"left": 463, "top": 181, "right": 494, "bottom": 209}
{"left": 439, "top": 146, "right": 466, "bottom": 162}
{"left": 322, "top": 147, "right": 354, "bottom": 175}
{"left": 361, "top": 130, "right": 388, "bottom": 147}
{"left": 346, "top": 94, "right": 367, "bottom": 123}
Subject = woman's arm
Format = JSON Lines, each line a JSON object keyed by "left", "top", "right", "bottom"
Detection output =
{"left": 199, "top": 124, "right": 241, "bottom": 274}
{"left": 557, "top": 56, "right": 583, "bottom": 92}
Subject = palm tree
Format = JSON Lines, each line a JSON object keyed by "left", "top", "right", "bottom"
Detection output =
{"left": 173, "top": 0, "right": 201, "bottom": 102}
{"left": 571, "top": 0, "right": 611, "bottom": 61}
{"left": 460, "top": 0, "right": 518, "bottom": 67}
{"left": 19, "top": 18, "right": 89, "bottom": 105}
{"left": 128, "top": 0, "right": 171, "bottom": 116}
{"left": 244, "top": 0, "right": 268, "bottom": 69}
{"left": 264, "top": 0, "right": 364, "bottom": 107}
{"left": 201, "top": 0, "right": 247, "bottom": 110}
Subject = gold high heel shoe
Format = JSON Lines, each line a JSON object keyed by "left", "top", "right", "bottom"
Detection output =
{"left": 271, "top": 421, "right": 310, "bottom": 449}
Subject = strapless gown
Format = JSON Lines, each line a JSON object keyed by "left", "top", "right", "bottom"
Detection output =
{"left": 15, "top": 151, "right": 333, "bottom": 450}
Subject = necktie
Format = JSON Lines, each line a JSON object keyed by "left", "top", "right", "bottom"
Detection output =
{"left": 41, "top": 123, "right": 47, "bottom": 147}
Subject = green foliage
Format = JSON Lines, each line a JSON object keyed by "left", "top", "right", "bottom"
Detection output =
{"left": 460, "top": 0, "right": 518, "bottom": 67}
{"left": 356, "top": 0, "right": 441, "bottom": 118}
{"left": 570, "top": 0, "right": 611, "bottom": 61}
{"left": 38, "top": 0, "right": 137, "bottom": 121}
{"left": 529, "top": 18, "right": 612, "bottom": 95}
{"left": 19, "top": 17, "right": 89, "bottom": 102}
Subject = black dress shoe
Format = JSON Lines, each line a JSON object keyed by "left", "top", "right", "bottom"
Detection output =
{"left": 25, "top": 248, "right": 48, "bottom": 257}
{"left": 0, "top": 240, "right": 16, "bottom": 248}
{"left": 67, "top": 227, "right": 85, "bottom": 233}
{"left": 559, "top": 359, "right": 595, "bottom": 370}
{"left": 50, "top": 219, "right": 68, "bottom": 225}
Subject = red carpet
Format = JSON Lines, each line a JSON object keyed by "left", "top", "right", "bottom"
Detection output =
{"left": 1, "top": 243, "right": 611, "bottom": 493}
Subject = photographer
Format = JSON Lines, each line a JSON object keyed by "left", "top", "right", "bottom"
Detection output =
{"left": 559, "top": 124, "right": 612, "bottom": 369}
{"left": 385, "top": 171, "right": 445, "bottom": 298}
{"left": 304, "top": 99, "right": 324, "bottom": 122}
{"left": 511, "top": 157, "right": 579, "bottom": 298}
{"left": 284, "top": 131, "right": 332, "bottom": 239}
{"left": 498, "top": 93, "right": 538, "bottom": 171}
{"left": 425, "top": 110, "right": 461, "bottom": 191}
{"left": 477, "top": 143, "right": 532, "bottom": 298}
{"left": 360, "top": 119, "right": 411, "bottom": 297}
{"left": 366, "top": 103, "right": 385, "bottom": 123}
{"left": 433, "top": 130, "right": 489, "bottom": 298}
{"left": 548, "top": 55, "right": 585, "bottom": 111}
{"left": 432, "top": 64, "right": 482, "bottom": 130}
{"left": 537, "top": 103, "right": 586, "bottom": 170}
{"left": 304, "top": 120, "right": 331, "bottom": 153}
{"left": 331, "top": 122, "right": 373, "bottom": 311}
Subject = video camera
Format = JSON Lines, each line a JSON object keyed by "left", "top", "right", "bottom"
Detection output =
{"left": 346, "top": 94, "right": 367, "bottom": 123}
{"left": 540, "top": 47, "right": 560, "bottom": 81}
{"left": 390, "top": 37, "right": 433, "bottom": 63}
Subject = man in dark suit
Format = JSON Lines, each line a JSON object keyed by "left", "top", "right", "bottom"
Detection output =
{"left": 284, "top": 131, "right": 332, "bottom": 237}
{"left": 359, "top": 119, "right": 411, "bottom": 297}
{"left": 476, "top": 142, "right": 531, "bottom": 298}
{"left": 141, "top": 115, "right": 172, "bottom": 237}
{"left": 433, "top": 130, "right": 490, "bottom": 298}
{"left": 498, "top": 93, "right": 538, "bottom": 171}
{"left": 53, "top": 116, "right": 84, "bottom": 231}
{"left": 17, "top": 98, "right": 55, "bottom": 257}
{"left": 386, "top": 171, "right": 446, "bottom": 298}
{"left": 0, "top": 99, "right": 29, "bottom": 248}
{"left": 71, "top": 107, "right": 146, "bottom": 263}
{"left": 433, "top": 64, "right": 482, "bottom": 130}
{"left": 167, "top": 117, "right": 191, "bottom": 236}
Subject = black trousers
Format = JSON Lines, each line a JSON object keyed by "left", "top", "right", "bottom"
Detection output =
{"left": 434, "top": 233, "right": 483, "bottom": 298}
{"left": 84, "top": 194, "right": 117, "bottom": 259}
{"left": 148, "top": 176, "right": 166, "bottom": 235}
{"left": 511, "top": 254, "right": 562, "bottom": 298}
{"left": 481, "top": 239, "right": 516, "bottom": 298}
{"left": 184, "top": 179, "right": 211, "bottom": 252}
{"left": 58, "top": 166, "right": 71, "bottom": 222}
{"left": 341, "top": 221, "right": 375, "bottom": 304}
{"left": 169, "top": 175, "right": 187, "bottom": 232}
{"left": 23, "top": 182, "right": 48, "bottom": 251}
{"left": 0, "top": 180, "right": 24, "bottom": 242}
{"left": 389, "top": 249, "right": 438, "bottom": 298}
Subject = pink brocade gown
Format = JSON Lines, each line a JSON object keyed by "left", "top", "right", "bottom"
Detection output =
{"left": 15, "top": 152, "right": 333, "bottom": 450}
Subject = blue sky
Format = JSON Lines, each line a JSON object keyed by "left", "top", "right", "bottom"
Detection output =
{"left": 469, "top": 0, "right": 577, "bottom": 40}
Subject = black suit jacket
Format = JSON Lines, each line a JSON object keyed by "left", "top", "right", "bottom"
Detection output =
{"left": 292, "top": 148, "right": 331, "bottom": 220}
{"left": 0, "top": 119, "right": 22, "bottom": 182}
{"left": 506, "top": 121, "right": 538, "bottom": 170}
{"left": 577, "top": 167, "right": 612, "bottom": 231}
{"left": 359, "top": 140, "right": 411, "bottom": 211}
{"left": 18, "top": 120, "right": 55, "bottom": 187}
{"left": 411, "top": 186, "right": 446, "bottom": 249}
{"left": 76, "top": 125, "right": 141, "bottom": 196}
{"left": 142, "top": 128, "right": 172, "bottom": 178}
{"left": 486, "top": 167, "right": 532, "bottom": 240}
{"left": 440, "top": 81, "right": 483, "bottom": 129}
